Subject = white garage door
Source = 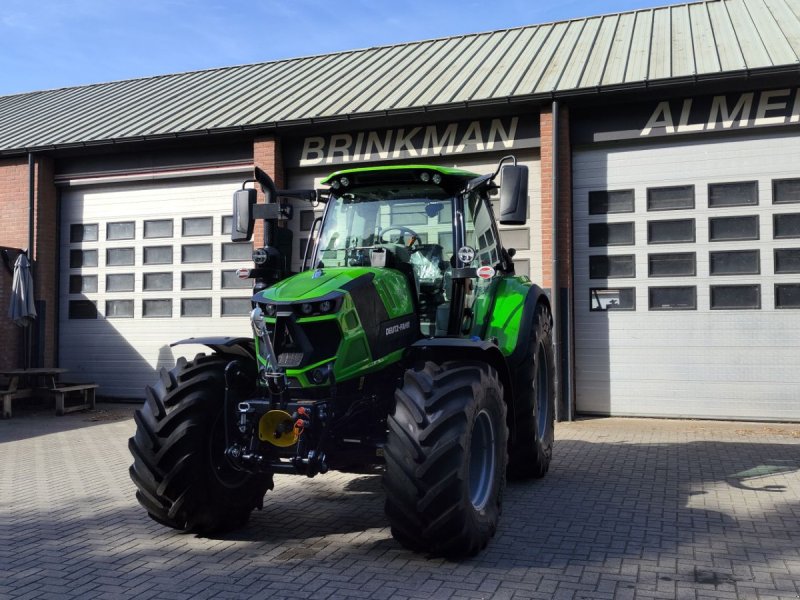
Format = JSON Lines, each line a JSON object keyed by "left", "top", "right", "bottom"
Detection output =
{"left": 286, "top": 150, "right": 542, "bottom": 282}
{"left": 60, "top": 175, "right": 254, "bottom": 398}
{"left": 573, "top": 131, "right": 800, "bottom": 420}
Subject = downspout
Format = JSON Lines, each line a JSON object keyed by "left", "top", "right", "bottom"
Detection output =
{"left": 551, "top": 101, "right": 573, "bottom": 421}
{"left": 28, "top": 153, "right": 35, "bottom": 260}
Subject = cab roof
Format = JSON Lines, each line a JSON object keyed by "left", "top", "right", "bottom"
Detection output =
{"left": 321, "top": 164, "right": 478, "bottom": 185}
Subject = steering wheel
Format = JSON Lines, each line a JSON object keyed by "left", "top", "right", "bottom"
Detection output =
{"left": 378, "top": 226, "right": 421, "bottom": 248}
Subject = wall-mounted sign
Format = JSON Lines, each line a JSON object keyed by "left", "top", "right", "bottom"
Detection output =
{"left": 574, "top": 88, "right": 800, "bottom": 144}
{"left": 285, "top": 116, "right": 538, "bottom": 168}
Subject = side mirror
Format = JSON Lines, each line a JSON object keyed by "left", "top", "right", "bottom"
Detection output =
{"left": 232, "top": 188, "right": 257, "bottom": 242}
{"left": 498, "top": 165, "right": 528, "bottom": 225}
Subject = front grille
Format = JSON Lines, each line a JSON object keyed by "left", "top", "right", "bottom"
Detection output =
{"left": 267, "top": 317, "right": 341, "bottom": 368}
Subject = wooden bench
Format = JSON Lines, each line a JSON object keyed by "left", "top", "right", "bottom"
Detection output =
{"left": 51, "top": 384, "right": 99, "bottom": 416}
{"left": 1, "top": 378, "right": 33, "bottom": 419}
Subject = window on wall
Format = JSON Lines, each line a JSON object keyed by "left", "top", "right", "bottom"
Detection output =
{"left": 588, "top": 223, "right": 635, "bottom": 247}
{"left": 300, "top": 210, "right": 317, "bottom": 230}
{"left": 774, "top": 249, "right": 800, "bottom": 274}
{"left": 69, "top": 300, "right": 98, "bottom": 319}
{"left": 182, "top": 217, "right": 213, "bottom": 237}
{"left": 648, "top": 253, "right": 696, "bottom": 277}
{"left": 590, "top": 288, "right": 635, "bottom": 311}
{"left": 106, "top": 248, "right": 135, "bottom": 266}
{"left": 709, "top": 216, "right": 759, "bottom": 241}
{"left": 69, "top": 275, "right": 97, "bottom": 294}
{"left": 106, "top": 300, "right": 134, "bottom": 318}
{"left": 70, "top": 223, "right": 98, "bottom": 243}
{"left": 648, "top": 286, "right": 696, "bottom": 310}
{"left": 143, "top": 246, "right": 173, "bottom": 265}
{"left": 773, "top": 178, "right": 800, "bottom": 204}
{"left": 647, "top": 219, "right": 695, "bottom": 244}
{"left": 589, "top": 255, "right": 635, "bottom": 278}
{"left": 588, "top": 190, "right": 634, "bottom": 214}
{"left": 181, "top": 298, "right": 212, "bottom": 317}
{"left": 70, "top": 249, "right": 98, "bottom": 268}
{"left": 221, "top": 298, "right": 251, "bottom": 316}
{"left": 774, "top": 214, "right": 800, "bottom": 239}
{"left": 107, "top": 221, "right": 135, "bottom": 240}
{"left": 222, "top": 242, "right": 253, "bottom": 261}
{"left": 143, "top": 299, "right": 172, "bottom": 318}
{"left": 106, "top": 274, "right": 134, "bottom": 292}
{"left": 181, "top": 271, "right": 212, "bottom": 290}
{"left": 775, "top": 284, "right": 800, "bottom": 309}
{"left": 221, "top": 270, "right": 251, "bottom": 289}
{"left": 143, "top": 272, "right": 173, "bottom": 291}
{"left": 710, "top": 285, "right": 760, "bottom": 310}
{"left": 647, "top": 185, "right": 694, "bottom": 211}
{"left": 709, "top": 250, "right": 760, "bottom": 275}
{"left": 144, "top": 219, "right": 173, "bottom": 239}
{"left": 708, "top": 181, "right": 758, "bottom": 207}
{"left": 182, "top": 244, "right": 212, "bottom": 263}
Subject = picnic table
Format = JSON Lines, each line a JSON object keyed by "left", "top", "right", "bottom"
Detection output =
{"left": 0, "top": 368, "right": 98, "bottom": 418}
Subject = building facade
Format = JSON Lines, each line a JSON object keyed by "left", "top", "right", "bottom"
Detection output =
{"left": 1, "top": 0, "right": 799, "bottom": 420}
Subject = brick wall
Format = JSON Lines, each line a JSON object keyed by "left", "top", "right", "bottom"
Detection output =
{"left": 0, "top": 156, "right": 58, "bottom": 368}
{"left": 539, "top": 105, "right": 572, "bottom": 290}
{"left": 252, "top": 136, "right": 285, "bottom": 246}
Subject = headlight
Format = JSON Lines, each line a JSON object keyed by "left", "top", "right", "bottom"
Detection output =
{"left": 264, "top": 303, "right": 277, "bottom": 317}
{"left": 301, "top": 303, "right": 313, "bottom": 315}
{"left": 319, "top": 300, "right": 331, "bottom": 313}
{"left": 432, "top": 173, "right": 442, "bottom": 185}
{"left": 420, "top": 172, "right": 430, "bottom": 182}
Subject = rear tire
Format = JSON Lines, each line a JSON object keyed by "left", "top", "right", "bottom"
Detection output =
{"left": 128, "top": 354, "right": 271, "bottom": 534}
{"left": 383, "top": 361, "right": 508, "bottom": 557}
{"left": 508, "top": 302, "right": 556, "bottom": 479}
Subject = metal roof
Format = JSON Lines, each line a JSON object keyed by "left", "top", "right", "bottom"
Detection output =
{"left": 1, "top": 0, "right": 799, "bottom": 155}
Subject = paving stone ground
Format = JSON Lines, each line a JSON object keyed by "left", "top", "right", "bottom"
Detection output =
{"left": 1, "top": 403, "right": 799, "bottom": 600}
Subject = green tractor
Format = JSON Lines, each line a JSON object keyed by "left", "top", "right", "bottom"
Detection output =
{"left": 128, "top": 158, "right": 555, "bottom": 557}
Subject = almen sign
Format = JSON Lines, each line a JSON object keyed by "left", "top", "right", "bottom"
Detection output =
{"left": 287, "top": 117, "right": 538, "bottom": 168}
{"left": 577, "top": 88, "right": 800, "bottom": 144}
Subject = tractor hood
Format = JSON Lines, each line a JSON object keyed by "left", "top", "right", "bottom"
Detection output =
{"left": 253, "top": 267, "right": 414, "bottom": 320}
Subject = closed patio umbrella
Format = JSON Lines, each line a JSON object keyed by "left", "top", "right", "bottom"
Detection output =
{"left": 9, "top": 251, "right": 36, "bottom": 326}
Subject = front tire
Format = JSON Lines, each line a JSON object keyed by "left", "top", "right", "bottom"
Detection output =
{"left": 508, "top": 302, "right": 556, "bottom": 479}
{"left": 128, "top": 354, "right": 271, "bottom": 533}
{"left": 383, "top": 361, "right": 508, "bottom": 557}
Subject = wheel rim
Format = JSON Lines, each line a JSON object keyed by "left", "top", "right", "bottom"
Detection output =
{"left": 535, "top": 344, "right": 549, "bottom": 440}
{"left": 468, "top": 409, "right": 496, "bottom": 511}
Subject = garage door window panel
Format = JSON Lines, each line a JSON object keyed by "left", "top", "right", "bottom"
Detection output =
{"left": 70, "top": 249, "right": 97, "bottom": 268}
{"left": 181, "top": 298, "right": 212, "bottom": 317}
{"left": 589, "top": 222, "right": 635, "bottom": 247}
{"left": 70, "top": 223, "right": 98, "bottom": 243}
{"left": 775, "top": 284, "right": 800, "bottom": 308}
{"left": 648, "top": 286, "right": 696, "bottom": 310}
{"left": 589, "top": 255, "right": 635, "bottom": 278}
{"left": 106, "top": 300, "right": 134, "bottom": 318}
{"left": 107, "top": 221, "right": 135, "bottom": 240}
{"left": 648, "top": 252, "right": 696, "bottom": 277}
{"left": 182, "top": 244, "right": 212, "bottom": 263}
{"left": 144, "top": 246, "right": 173, "bottom": 265}
{"left": 143, "top": 299, "right": 172, "bottom": 318}
{"left": 106, "top": 247, "right": 135, "bottom": 266}
{"left": 68, "top": 300, "right": 97, "bottom": 319}
{"left": 708, "top": 181, "right": 758, "bottom": 208}
{"left": 774, "top": 249, "right": 800, "bottom": 274}
{"left": 222, "top": 242, "right": 253, "bottom": 262}
{"left": 774, "top": 214, "right": 800, "bottom": 239}
{"left": 710, "top": 285, "right": 760, "bottom": 309}
{"left": 773, "top": 178, "right": 800, "bottom": 204}
{"left": 182, "top": 271, "right": 212, "bottom": 290}
{"left": 647, "top": 185, "right": 694, "bottom": 211}
{"left": 222, "top": 298, "right": 251, "bottom": 316}
{"left": 143, "top": 272, "right": 173, "bottom": 291}
{"left": 222, "top": 270, "right": 251, "bottom": 289}
{"left": 589, "top": 190, "right": 635, "bottom": 214}
{"left": 709, "top": 215, "right": 759, "bottom": 241}
{"left": 590, "top": 288, "right": 635, "bottom": 311}
{"left": 182, "top": 217, "right": 213, "bottom": 237}
{"left": 709, "top": 250, "right": 760, "bottom": 275}
{"left": 69, "top": 275, "right": 97, "bottom": 294}
{"left": 106, "top": 274, "right": 134, "bottom": 292}
{"left": 647, "top": 219, "right": 695, "bottom": 244}
{"left": 144, "top": 219, "right": 173, "bottom": 239}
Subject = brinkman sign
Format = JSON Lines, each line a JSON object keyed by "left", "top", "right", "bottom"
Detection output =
{"left": 285, "top": 116, "right": 538, "bottom": 168}
{"left": 574, "top": 88, "right": 800, "bottom": 144}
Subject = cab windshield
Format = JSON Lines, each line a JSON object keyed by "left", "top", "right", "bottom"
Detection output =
{"left": 313, "top": 184, "right": 455, "bottom": 335}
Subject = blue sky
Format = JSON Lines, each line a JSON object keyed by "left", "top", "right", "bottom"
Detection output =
{"left": 0, "top": 0, "right": 685, "bottom": 96}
